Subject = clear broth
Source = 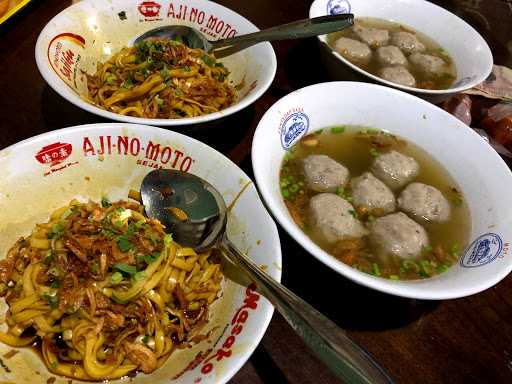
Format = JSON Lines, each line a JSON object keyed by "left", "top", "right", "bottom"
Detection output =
{"left": 327, "top": 17, "right": 457, "bottom": 90}
{"left": 280, "top": 127, "right": 471, "bottom": 280}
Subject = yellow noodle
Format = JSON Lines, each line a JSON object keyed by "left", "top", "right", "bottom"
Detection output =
{"left": 0, "top": 198, "right": 223, "bottom": 381}
{"left": 86, "top": 39, "right": 236, "bottom": 119}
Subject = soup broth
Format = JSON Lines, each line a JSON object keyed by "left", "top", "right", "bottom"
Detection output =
{"left": 280, "top": 127, "right": 471, "bottom": 280}
{"left": 327, "top": 17, "right": 457, "bottom": 90}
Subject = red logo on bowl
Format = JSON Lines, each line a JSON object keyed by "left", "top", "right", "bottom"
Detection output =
{"left": 35, "top": 142, "right": 72, "bottom": 166}
{"left": 138, "top": 1, "right": 161, "bottom": 18}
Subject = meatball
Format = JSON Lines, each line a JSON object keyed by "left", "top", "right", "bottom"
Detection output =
{"left": 397, "top": 182, "right": 451, "bottom": 222}
{"left": 350, "top": 172, "right": 396, "bottom": 215}
{"left": 309, "top": 193, "right": 369, "bottom": 243}
{"left": 380, "top": 66, "right": 416, "bottom": 87}
{"left": 376, "top": 46, "right": 408, "bottom": 66}
{"left": 390, "top": 31, "right": 426, "bottom": 54}
{"left": 370, "top": 150, "right": 420, "bottom": 189}
{"left": 333, "top": 37, "right": 372, "bottom": 64}
{"left": 353, "top": 24, "right": 389, "bottom": 48}
{"left": 369, "top": 212, "right": 429, "bottom": 260}
{"left": 409, "top": 53, "right": 446, "bottom": 75}
{"left": 302, "top": 154, "right": 349, "bottom": 193}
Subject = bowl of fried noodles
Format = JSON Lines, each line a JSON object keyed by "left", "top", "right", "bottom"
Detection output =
{"left": 35, "top": 0, "right": 276, "bottom": 126}
{"left": 0, "top": 123, "right": 281, "bottom": 383}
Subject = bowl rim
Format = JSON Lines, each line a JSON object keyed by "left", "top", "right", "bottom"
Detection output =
{"left": 308, "top": 0, "right": 494, "bottom": 95}
{"left": 0, "top": 122, "right": 282, "bottom": 383}
{"left": 251, "top": 80, "right": 512, "bottom": 300}
{"left": 34, "top": 0, "right": 277, "bottom": 127}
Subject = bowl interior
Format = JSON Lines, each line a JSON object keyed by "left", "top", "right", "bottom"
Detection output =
{"left": 35, "top": 0, "right": 276, "bottom": 126}
{"left": 309, "top": 0, "right": 493, "bottom": 94}
{"left": 252, "top": 81, "right": 512, "bottom": 300}
{"left": 0, "top": 123, "right": 281, "bottom": 383}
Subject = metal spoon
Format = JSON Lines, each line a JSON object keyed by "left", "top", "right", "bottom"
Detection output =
{"left": 140, "top": 169, "right": 393, "bottom": 384}
{"left": 134, "top": 14, "right": 354, "bottom": 57}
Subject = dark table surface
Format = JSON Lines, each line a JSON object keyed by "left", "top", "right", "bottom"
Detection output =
{"left": 1, "top": 0, "right": 512, "bottom": 383}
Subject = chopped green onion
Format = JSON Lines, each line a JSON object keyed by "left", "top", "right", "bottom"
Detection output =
{"left": 289, "top": 184, "right": 300, "bottom": 193}
{"left": 111, "top": 272, "right": 123, "bottom": 284}
{"left": 155, "top": 95, "right": 164, "bottom": 107}
{"left": 372, "top": 263, "right": 381, "bottom": 276}
{"left": 164, "top": 234, "right": 173, "bottom": 246}
{"left": 105, "top": 74, "right": 117, "bottom": 85}
{"left": 91, "top": 262, "right": 99, "bottom": 274}
{"left": 50, "top": 280, "right": 60, "bottom": 289}
{"left": 113, "top": 263, "right": 137, "bottom": 276}
{"left": 281, "top": 188, "right": 290, "bottom": 199}
{"left": 122, "top": 75, "right": 134, "bottom": 89}
{"left": 348, "top": 209, "right": 359, "bottom": 219}
{"left": 137, "top": 252, "right": 160, "bottom": 265}
{"left": 389, "top": 275, "right": 400, "bottom": 280}
{"left": 135, "top": 220, "right": 147, "bottom": 229}
{"left": 401, "top": 260, "right": 419, "bottom": 272}
{"left": 101, "top": 197, "right": 111, "bottom": 208}
{"left": 43, "top": 293, "right": 59, "bottom": 309}
{"left": 43, "top": 250, "right": 53, "bottom": 265}
{"left": 160, "top": 66, "right": 171, "bottom": 81}
{"left": 147, "top": 232, "right": 161, "bottom": 246}
{"left": 451, "top": 242, "right": 461, "bottom": 257}
{"left": 47, "top": 223, "right": 65, "bottom": 239}
{"left": 201, "top": 54, "right": 216, "bottom": 67}
{"left": 419, "top": 260, "right": 431, "bottom": 277}
{"left": 331, "top": 126, "right": 346, "bottom": 134}
{"left": 61, "top": 208, "right": 75, "bottom": 220}
{"left": 437, "top": 264, "right": 449, "bottom": 273}
{"left": 367, "top": 214, "right": 376, "bottom": 223}
{"left": 360, "top": 128, "right": 380, "bottom": 135}
{"left": 132, "top": 271, "right": 147, "bottom": 282}
{"left": 369, "top": 148, "right": 380, "bottom": 157}
{"left": 142, "top": 335, "right": 150, "bottom": 344}
{"left": 117, "top": 236, "right": 134, "bottom": 253}
{"left": 422, "top": 245, "right": 433, "bottom": 253}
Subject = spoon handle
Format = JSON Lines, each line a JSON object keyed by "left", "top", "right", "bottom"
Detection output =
{"left": 220, "top": 238, "right": 393, "bottom": 384}
{"left": 211, "top": 14, "right": 354, "bottom": 52}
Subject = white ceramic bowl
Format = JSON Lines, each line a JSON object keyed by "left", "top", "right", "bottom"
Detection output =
{"left": 309, "top": 0, "right": 493, "bottom": 98}
{"left": 0, "top": 123, "right": 281, "bottom": 383}
{"left": 35, "top": 0, "right": 276, "bottom": 126}
{"left": 252, "top": 81, "right": 512, "bottom": 300}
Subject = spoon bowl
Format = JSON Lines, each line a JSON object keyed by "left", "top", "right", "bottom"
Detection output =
{"left": 141, "top": 169, "right": 226, "bottom": 251}
{"left": 141, "top": 169, "right": 393, "bottom": 384}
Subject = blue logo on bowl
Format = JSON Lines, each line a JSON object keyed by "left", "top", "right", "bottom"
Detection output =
{"left": 327, "top": 0, "right": 351, "bottom": 15}
{"left": 280, "top": 112, "right": 309, "bottom": 150}
{"left": 460, "top": 233, "right": 503, "bottom": 268}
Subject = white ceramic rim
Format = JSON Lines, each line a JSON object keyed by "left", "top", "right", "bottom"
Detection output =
{"left": 1, "top": 122, "right": 282, "bottom": 383}
{"left": 252, "top": 81, "right": 512, "bottom": 300}
{"left": 309, "top": 0, "right": 494, "bottom": 95}
{"left": 34, "top": 2, "right": 277, "bottom": 127}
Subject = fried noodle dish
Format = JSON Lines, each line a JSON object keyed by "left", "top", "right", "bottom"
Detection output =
{"left": 86, "top": 39, "right": 237, "bottom": 119}
{"left": 0, "top": 198, "right": 223, "bottom": 380}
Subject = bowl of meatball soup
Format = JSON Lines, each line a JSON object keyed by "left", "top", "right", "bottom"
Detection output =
{"left": 252, "top": 81, "right": 512, "bottom": 300}
{"left": 310, "top": 0, "right": 493, "bottom": 101}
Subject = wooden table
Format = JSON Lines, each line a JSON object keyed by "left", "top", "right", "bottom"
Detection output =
{"left": 1, "top": 0, "right": 512, "bottom": 383}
